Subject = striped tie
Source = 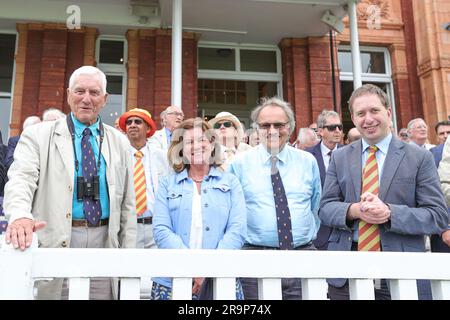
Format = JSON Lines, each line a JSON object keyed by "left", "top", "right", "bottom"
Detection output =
{"left": 358, "top": 145, "right": 381, "bottom": 251}
{"left": 134, "top": 151, "right": 147, "bottom": 216}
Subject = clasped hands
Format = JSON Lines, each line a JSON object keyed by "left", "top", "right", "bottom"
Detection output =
{"left": 351, "top": 192, "right": 391, "bottom": 224}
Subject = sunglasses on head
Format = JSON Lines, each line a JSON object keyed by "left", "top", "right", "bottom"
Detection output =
{"left": 323, "top": 124, "right": 343, "bottom": 131}
{"left": 213, "top": 121, "right": 233, "bottom": 129}
{"left": 126, "top": 118, "right": 143, "bottom": 126}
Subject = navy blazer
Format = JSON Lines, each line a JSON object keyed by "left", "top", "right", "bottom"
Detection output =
{"left": 5, "top": 135, "right": 19, "bottom": 171}
{"left": 428, "top": 143, "right": 450, "bottom": 253}
{"left": 319, "top": 137, "right": 448, "bottom": 294}
{"left": 0, "top": 131, "right": 7, "bottom": 166}
{"left": 305, "top": 141, "right": 343, "bottom": 250}
{"left": 430, "top": 144, "right": 444, "bottom": 168}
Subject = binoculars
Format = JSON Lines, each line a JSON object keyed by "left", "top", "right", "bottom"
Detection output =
{"left": 76, "top": 175, "right": 100, "bottom": 201}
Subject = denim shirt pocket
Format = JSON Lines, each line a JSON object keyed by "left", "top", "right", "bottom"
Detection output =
{"left": 212, "top": 184, "right": 231, "bottom": 193}
{"left": 211, "top": 183, "right": 232, "bottom": 210}
{"left": 167, "top": 188, "right": 183, "bottom": 212}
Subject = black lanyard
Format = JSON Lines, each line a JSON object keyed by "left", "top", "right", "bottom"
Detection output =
{"left": 66, "top": 114, "right": 104, "bottom": 173}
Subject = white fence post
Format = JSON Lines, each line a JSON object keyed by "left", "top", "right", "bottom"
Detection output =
{"left": 0, "top": 239, "right": 35, "bottom": 299}
{"left": 172, "top": 278, "right": 193, "bottom": 300}
{"left": 390, "top": 279, "right": 418, "bottom": 300}
{"left": 213, "top": 278, "right": 236, "bottom": 300}
{"left": 120, "top": 278, "right": 141, "bottom": 300}
{"left": 301, "top": 278, "right": 328, "bottom": 300}
{"left": 349, "top": 279, "right": 375, "bottom": 300}
{"left": 431, "top": 280, "right": 450, "bottom": 300}
{"left": 258, "top": 278, "right": 282, "bottom": 300}
{"left": 68, "top": 278, "right": 90, "bottom": 300}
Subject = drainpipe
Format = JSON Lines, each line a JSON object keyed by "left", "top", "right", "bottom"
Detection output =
{"left": 171, "top": 0, "right": 182, "bottom": 109}
{"left": 329, "top": 30, "right": 337, "bottom": 112}
{"left": 348, "top": 0, "right": 362, "bottom": 89}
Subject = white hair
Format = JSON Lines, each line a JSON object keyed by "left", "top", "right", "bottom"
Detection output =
{"left": 42, "top": 108, "right": 66, "bottom": 121}
{"left": 68, "top": 66, "right": 107, "bottom": 94}
{"left": 407, "top": 118, "right": 426, "bottom": 130}
{"left": 297, "top": 127, "right": 318, "bottom": 144}
{"left": 251, "top": 97, "right": 296, "bottom": 135}
{"left": 22, "top": 116, "right": 41, "bottom": 129}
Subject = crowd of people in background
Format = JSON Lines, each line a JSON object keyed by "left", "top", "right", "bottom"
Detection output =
{"left": 0, "top": 66, "right": 449, "bottom": 301}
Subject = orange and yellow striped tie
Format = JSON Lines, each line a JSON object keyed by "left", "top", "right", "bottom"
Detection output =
{"left": 358, "top": 145, "right": 381, "bottom": 251}
{"left": 134, "top": 151, "right": 147, "bottom": 216}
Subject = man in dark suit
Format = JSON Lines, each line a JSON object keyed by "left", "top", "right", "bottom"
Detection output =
{"left": 0, "top": 130, "right": 7, "bottom": 166}
{"left": 432, "top": 121, "right": 450, "bottom": 253}
{"left": 4, "top": 116, "right": 41, "bottom": 171}
{"left": 319, "top": 84, "right": 448, "bottom": 300}
{"left": 4, "top": 135, "right": 19, "bottom": 171}
{"left": 430, "top": 121, "right": 450, "bottom": 167}
{"left": 305, "top": 110, "right": 343, "bottom": 250}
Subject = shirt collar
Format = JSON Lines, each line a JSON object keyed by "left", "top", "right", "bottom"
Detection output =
{"left": 320, "top": 141, "right": 337, "bottom": 155}
{"left": 361, "top": 133, "right": 392, "bottom": 155}
{"left": 258, "top": 143, "right": 289, "bottom": 166}
{"left": 71, "top": 112, "right": 100, "bottom": 137}
{"left": 164, "top": 127, "right": 172, "bottom": 137}
{"left": 131, "top": 144, "right": 148, "bottom": 157}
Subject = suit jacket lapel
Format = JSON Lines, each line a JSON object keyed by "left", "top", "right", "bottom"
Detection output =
{"left": 379, "top": 138, "right": 405, "bottom": 200}
{"left": 349, "top": 141, "right": 362, "bottom": 199}
{"left": 313, "top": 143, "right": 326, "bottom": 185}
{"left": 54, "top": 121, "right": 74, "bottom": 182}
{"left": 162, "top": 130, "right": 168, "bottom": 149}
{"left": 101, "top": 127, "right": 111, "bottom": 171}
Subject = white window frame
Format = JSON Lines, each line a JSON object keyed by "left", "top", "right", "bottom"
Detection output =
{"left": 0, "top": 30, "right": 18, "bottom": 140}
{"left": 339, "top": 45, "right": 397, "bottom": 131}
{"left": 198, "top": 41, "right": 283, "bottom": 98}
{"left": 96, "top": 35, "right": 127, "bottom": 114}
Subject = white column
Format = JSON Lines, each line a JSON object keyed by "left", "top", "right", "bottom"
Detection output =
{"left": 171, "top": 0, "right": 182, "bottom": 109}
{"left": 348, "top": 0, "right": 362, "bottom": 89}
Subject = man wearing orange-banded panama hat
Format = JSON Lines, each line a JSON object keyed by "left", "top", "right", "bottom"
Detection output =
{"left": 119, "top": 108, "right": 171, "bottom": 249}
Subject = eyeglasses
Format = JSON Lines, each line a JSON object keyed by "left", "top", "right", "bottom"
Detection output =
{"left": 322, "top": 124, "right": 343, "bottom": 131}
{"left": 125, "top": 118, "right": 143, "bottom": 126}
{"left": 167, "top": 112, "right": 184, "bottom": 118}
{"left": 399, "top": 133, "right": 409, "bottom": 138}
{"left": 213, "top": 121, "right": 233, "bottom": 129}
{"left": 257, "top": 122, "right": 289, "bottom": 130}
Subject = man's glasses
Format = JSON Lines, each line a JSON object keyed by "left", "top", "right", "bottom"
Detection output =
{"left": 399, "top": 133, "right": 409, "bottom": 138}
{"left": 167, "top": 112, "right": 184, "bottom": 118}
{"left": 257, "top": 122, "right": 289, "bottom": 130}
{"left": 213, "top": 121, "right": 233, "bottom": 129}
{"left": 125, "top": 118, "right": 143, "bottom": 126}
{"left": 322, "top": 124, "right": 343, "bottom": 131}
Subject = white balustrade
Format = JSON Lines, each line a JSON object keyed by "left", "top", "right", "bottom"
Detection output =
{"left": 1, "top": 237, "right": 450, "bottom": 300}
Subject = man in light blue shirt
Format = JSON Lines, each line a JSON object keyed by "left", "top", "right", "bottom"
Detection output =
{"left": 228, "top": 97, "right": 321, "bottom": 300}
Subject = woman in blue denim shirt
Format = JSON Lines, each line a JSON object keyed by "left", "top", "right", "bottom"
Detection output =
{"left": 151, "top": 118, "right": 247, "bottom": 300}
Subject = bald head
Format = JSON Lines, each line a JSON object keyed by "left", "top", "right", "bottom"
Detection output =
{"left": 346, "top": 127, "right": 361, "bottom": 144}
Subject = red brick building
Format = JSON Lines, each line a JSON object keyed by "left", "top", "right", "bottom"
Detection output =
{"left": 0, "top": 0, "right": 449, "bottom": 143}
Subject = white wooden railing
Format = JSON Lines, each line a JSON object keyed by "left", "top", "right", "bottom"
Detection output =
{"left": 1, "top": 237, "right": 450, "bottom": 300}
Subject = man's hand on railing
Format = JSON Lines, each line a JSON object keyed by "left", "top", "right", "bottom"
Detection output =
{"left": 5, "top": 218, "right": 46, "bottom": 251}
{"left": 192, "top": 277, "right": 205, "bottom": 296}
{"left": 442, "top": 230, "right": 450, "bottom": 247}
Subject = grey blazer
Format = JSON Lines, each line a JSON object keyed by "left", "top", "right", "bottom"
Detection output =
{"left": 319, "top": 137, "right": 448, "bottom": 289}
